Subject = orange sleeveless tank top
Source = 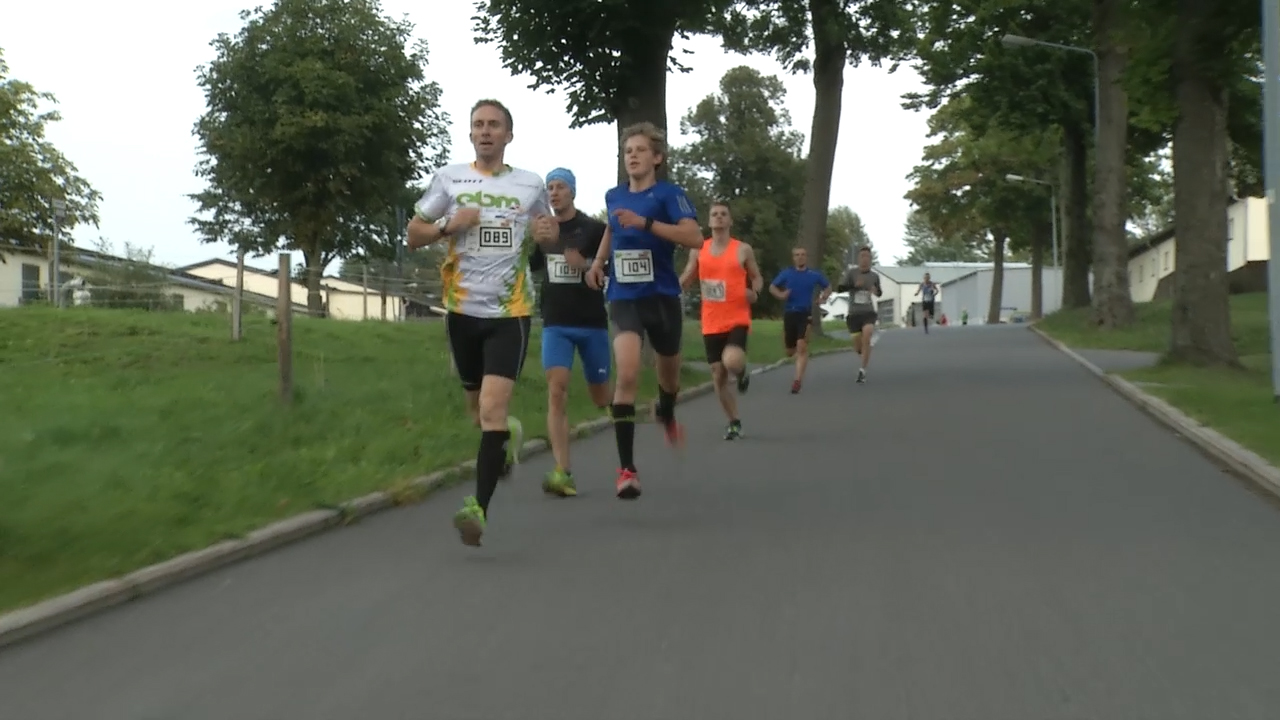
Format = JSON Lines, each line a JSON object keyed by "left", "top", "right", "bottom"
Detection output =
{"left": 698, "top": 238, "right": 752, "bottom": 334}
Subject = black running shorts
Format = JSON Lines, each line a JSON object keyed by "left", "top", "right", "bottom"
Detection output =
{"left": 702, "top": 325, "right": 749, "bottom": 365}
{"left": 922, "top": 300, "right": 936, "bottom": 315}
{"left": 445, "top": 312, "right": 532, "bottom": 391}
{"left": 845, "top": 311, "right": 877, "bottom": 334}
{"left": 609, "top": 295, "right": 683, "bottom": 357}
{"left": 782, "top": 311, "right": 811, "bottom": 349}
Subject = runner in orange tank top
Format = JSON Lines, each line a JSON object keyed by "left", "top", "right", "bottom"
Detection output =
{"left": 679, "top": 201, "right": 763, "bottom": 439}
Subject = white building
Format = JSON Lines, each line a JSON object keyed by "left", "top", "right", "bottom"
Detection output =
{"left": 874, "top": 262, "right": 1052, "bottom": 326}
{"left": 1127, "top": 196, "right": 1270, "bottom": 302}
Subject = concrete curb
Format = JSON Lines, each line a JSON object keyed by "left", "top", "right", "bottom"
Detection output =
{"left": 1028, "top": 324, "right": 1280, "bottom": 500}
{"left": 0, "top": 346, "right": 850, "bottom": 650}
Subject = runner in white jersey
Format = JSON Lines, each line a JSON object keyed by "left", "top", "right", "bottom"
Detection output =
{"left": 407, "top": 99, "right": 558, "bottom": 547}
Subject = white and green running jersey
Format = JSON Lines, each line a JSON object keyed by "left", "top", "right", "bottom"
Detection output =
{"left": 415, "top": 163, "right": 551, "bottom": 318}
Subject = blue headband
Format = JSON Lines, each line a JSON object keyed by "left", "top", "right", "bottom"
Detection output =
{"left": 546, "top": 167, "right": 576, "bottom": 197}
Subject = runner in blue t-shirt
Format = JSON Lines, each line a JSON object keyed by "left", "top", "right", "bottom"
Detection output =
{"left": 586, "top": 122, "right": 702, "bottom": 500}
{"left": 769, "top": 247, "right": 831, "bottom": 394}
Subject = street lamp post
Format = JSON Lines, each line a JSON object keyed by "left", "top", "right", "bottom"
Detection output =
{"left": 1006, "top": 174, "right": 1060, "bottom": 269}
{"left": 50, "top": 199, "right": 67, "bottom": 308}
{"left": 1263, "top": 0, "right": 1280, "bottom": 402}
{"left": 1002, "top": 34, "right": 1101, "bottom": 149}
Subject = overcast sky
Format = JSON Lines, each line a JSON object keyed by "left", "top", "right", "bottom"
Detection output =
{"left": 5, "top": 0, "right": 932, "bottom": 272}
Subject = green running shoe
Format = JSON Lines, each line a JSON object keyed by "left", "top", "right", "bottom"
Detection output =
{"left": 542, "top": 468, "right": 578, "bottom": 497}
{"left": 453, "top": 496, "right": 486, "bottom": 546}
{"left": 724, "top": 420, "right": 743, "bottom": 440}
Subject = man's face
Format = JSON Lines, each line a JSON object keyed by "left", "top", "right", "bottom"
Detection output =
{"left": 623, "top": 135, "right": 661, "bottom": 178}
{"left": 547, "top": 180, "right": 573, "bottom": 213}
{"left": 709, "top": 204, "right": 731, "bottom": 231}
{"left": 858, "top": 249, "right": 872, "bottom": 269}
{"left": 924, "top": 273, "right": 931, "bottom": 283}
{"left": 792, "top": 248, "right": 807, "bottom": 268}
{"left": 470, "top": 105, "right": 511, "bottom": 161}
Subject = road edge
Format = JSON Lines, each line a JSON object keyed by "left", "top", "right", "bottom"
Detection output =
{"left": 1028, "top": 324, "right": 1280, "bottom": 500}
{"left": 0, "top": 346, "right": 851, "bottom": 649}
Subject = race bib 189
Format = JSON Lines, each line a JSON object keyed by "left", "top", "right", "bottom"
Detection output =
{"left": 464, "top": 225, "right": 514, "bottom": 254}
{"left": 854, "top": 290, "right": 872, "bottom": 305}
{"left": 615, "top": 249, "right": 654, "bottom": 284}
{"left": 700, "top": 279, "right": 726, "bottom": 302}
{"left": 546, "top": 254, "right": 581, "bottom": 284}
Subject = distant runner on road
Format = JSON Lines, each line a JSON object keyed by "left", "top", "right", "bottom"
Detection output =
{"left": 680, "top": 201, "right": 763, "bottom": 439}
{"left": 916, "top": 273, "right": 939, "bottom": 333}
{"left": 837, "top": 246, "right": 881, "bottom": 384}
{"left": 528, "top": 167, "right": 611, "bottom": 498}
{"left": 586, "top": 121, "right": 703, "bottom": 500}
{"left": 407, "top": 98, "right": 558, "bottom": 547}
{"left": 769, "top": 247, "right": 830, "bottom": 394}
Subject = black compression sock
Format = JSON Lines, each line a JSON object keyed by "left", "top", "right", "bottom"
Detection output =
{"left": 656, "top": 389, "right": 677, "bottom": 425}
{"left": 611, "top": 403, "right": 636, "bottom": 471}
{"left": 475, "top": 430, "right": 510, "bottom": 514}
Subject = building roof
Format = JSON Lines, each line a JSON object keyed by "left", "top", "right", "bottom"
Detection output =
{"left": 178, "top": 257, "right": 390, "bottom": 294}
{"left": 1128, "top": 227, "right": 1175, "bottom": 259}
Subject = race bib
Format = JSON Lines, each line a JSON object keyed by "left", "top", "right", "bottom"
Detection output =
{"left": 546, "top": 254, "right": 581, "bottom": 284}
{"left": 700, "top": 279, "right": 726, "bottom": 302}
{"left": 853, "top": 290, "right": 872, "bottom": 305}
{"left": 463, "top": 225, "right": 514, "bottom": 254}
{"left": 615, "top": 249, "right": 654, "bottom": 284}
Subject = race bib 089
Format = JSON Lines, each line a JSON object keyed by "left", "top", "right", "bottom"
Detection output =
{"left": 546, "top": 254, "right": 581, "bottom": 284}
{"left": 615, "top": 249, "right": 654, "bottom": 284}
{"left": 700, "top": 279, "right": 726, "bottom": 302}
{"left": 464, "top": 225, "right": 514, "bottom": 254}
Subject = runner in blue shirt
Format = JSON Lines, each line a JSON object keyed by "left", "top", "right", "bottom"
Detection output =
{"left": 769, "top": 247, "right": 831, "bottom": 394}
{"left": 586, "top": 121, "right": 702, "bottom": 500}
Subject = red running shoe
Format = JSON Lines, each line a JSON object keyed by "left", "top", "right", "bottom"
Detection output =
{"left": 616, "top": 468, "right": 641, "bottom": 500}
{"left": 790, "top": 379, "right": 801, "bottom": 394}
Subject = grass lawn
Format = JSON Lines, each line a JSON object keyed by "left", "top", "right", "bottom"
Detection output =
{"left": 0, "top": 307, "right": 706, "bottom": 613}
{"left": 1035, "top": 293, "right": 1279, "bottom": 466}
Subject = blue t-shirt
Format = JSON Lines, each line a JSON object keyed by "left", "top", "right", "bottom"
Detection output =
{"left": 604, "top": 181, "right": 698, "bottom": 300}
{"left": 771, "top": 267, "right": 830, "bottom": 313}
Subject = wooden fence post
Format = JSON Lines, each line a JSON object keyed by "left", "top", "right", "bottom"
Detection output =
{"left": 277, "top": 253, "right": 293, "bottom": 403}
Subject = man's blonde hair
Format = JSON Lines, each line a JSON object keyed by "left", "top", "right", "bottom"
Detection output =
{"left": 620, "top": 121, "right": 668, "bottom": 160}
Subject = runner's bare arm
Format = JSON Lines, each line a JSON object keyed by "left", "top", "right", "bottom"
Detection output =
{"left": 817, "top": 272, "right": 832, "bottom": 302}
{"left": 741, "top": 244, "right": 764, "bottom": 296}
{"left": 679, "top": 251, "right": 699, "bottom": 289}
{"left": 407, "top": 173, "right": 454, "bottom": 250}
{"left": 586, "top": 225, "right": 612, "bottom": 289}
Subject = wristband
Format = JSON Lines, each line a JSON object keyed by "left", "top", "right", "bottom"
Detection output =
{"left": 643, "top": 217, "right": 654, "bottom": 232}
{"left": 434, "top": 216, "right": 450, "bottom": 234}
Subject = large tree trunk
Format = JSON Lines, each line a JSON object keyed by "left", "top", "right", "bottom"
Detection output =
{"left": 1089, "top": 0, "right": 1136, "bottom": 328}
{"left": 303, "top": 249, "right": 324, "bottom": 317}
{"left": 799, "top": 0, "right": 848, "bottom": 338}
{"left": 612, "top": 26, "right": 676, "bottom": 185}
{"left": 1030, "top": 217, "right": 1049, "bottom": 319}
{"left": 1060, "top": 128, "right": 1092, "bottom": 308}
{"left": 987, "top": 231, "right": 1006, "bottom": 324}
{"left": 1167, "top": 0, "right": 1240, "bottom": 367}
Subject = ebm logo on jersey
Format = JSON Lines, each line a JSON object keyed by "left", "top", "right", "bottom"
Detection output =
{"left": 457, "top": 191, "right": 521, "bottom": 209}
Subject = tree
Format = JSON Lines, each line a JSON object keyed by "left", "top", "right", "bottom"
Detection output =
{"left": 720, "top": 0, "right": 915, "bottom": 334}
{"left": 897, "top": 211, "right": 985, "bottom": 264}
{"left": 473, "top": 0, "right": 732, "bottom": 183}
{"left": 0, "top": 48, "right": 101, "bottom": 258}
{"left": 667, "top": 66, "right": 807, "bottom": 315}
{"left": 189, "top": 0, "right": 450, "bottom": 316}
{"left": 824, "top": 206, "right": 874, "bottom": 278}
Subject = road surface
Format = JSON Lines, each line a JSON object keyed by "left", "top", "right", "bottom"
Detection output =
{"left": 4, "top": 325, "right": 1280, "bottom": 719}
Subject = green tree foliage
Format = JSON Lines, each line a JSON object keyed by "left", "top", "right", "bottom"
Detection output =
{"left": 189, "top": 0, "right": 450, "bottom": 316}
{"left": 667, "top": 66, "right": 806, "bottom": 315}
{"left": 823, "top": 206, "right": 874, "bottom": 277}
{"left": 473, "top": 0, "right": 732, "bottom": 182}
{"left": 719, "top": 0, "right": 915, "bottom": 332}
{"left": 897, "top": 210, "right": 984, "bottom": 265}
{"left": 0, "top": 49, "right": 101, "bottom": 258}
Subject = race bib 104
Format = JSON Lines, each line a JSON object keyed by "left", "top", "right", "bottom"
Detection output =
{"left": 546, "top": 254, "right": 581, "bottom": 284}
{"left": 700, "top": 279, "right": 726, "bottom": 302}
{"left": 464, "top": 225, "right": 515, "bottom": 254}
{"left": 615, "top": 249, "right": 654, "bottom": 284}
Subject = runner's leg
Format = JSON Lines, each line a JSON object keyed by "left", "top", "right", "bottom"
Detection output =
{"left": 857, "top": 315, "right": 875, "bottom": 383}
{"left": 647, "top": 296, "right": 686, "bottom": 449}
{"left": 704, "top": 331, "right": 738, "bottom": 437}
{"left": 609, "top": 301, "right": 645, "bottom": 498}
{"left": 452, "top": 316, "right": 530, "bottom": 545}
{"left": 446, "top": 313, "right": 483, "bottom": 427}
{"left": 793, "top": 314, "right": 812, "bottom": 386}
{"left": 724, "top": 325, "right": 750, "bottom": 393}
{"left": 783, "top": 312, "right": 803, "bottom": 393}
{"left": 541, "top": 325, "right": 577, "bottom": 497}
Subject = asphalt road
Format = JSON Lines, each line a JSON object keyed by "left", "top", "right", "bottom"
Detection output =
{"left": 5, "top": 325, "right": 1280, "bottom": 720}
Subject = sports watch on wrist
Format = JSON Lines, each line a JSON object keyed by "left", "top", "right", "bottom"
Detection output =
{"left": 434, "top": 215, "right": 450, "bottom": 234}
